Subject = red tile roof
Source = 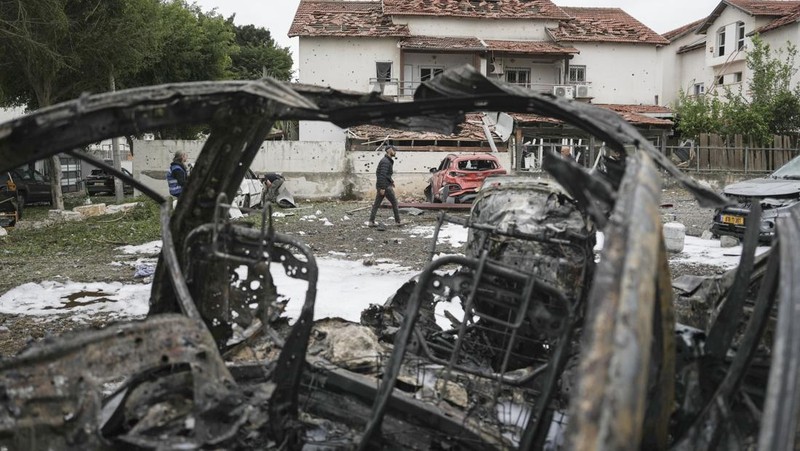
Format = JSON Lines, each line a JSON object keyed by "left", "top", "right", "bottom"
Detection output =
{"left": 548, "top": 7, "right": 670, "bottom": 45}
{"left": 399, "top": 36, "right": 578, "bottom": 55}
{"left": 511, "top": 104, "right": 674, "bottom": 127}
{"left": 400, "top": 36, "right": 485, "bottom": 51}
{"left": 597, "top": 104, "right": 673, "bottom": 115}
{"left": 348, "top": 113, "right": 501, "bottom": 141}
{"left": 755, "top": 4, "right": 800, "bottom": 33}
{"left": 289, "top": 1, "right": 410, "bottom": 38}
{"left": 484, "top": 39, "right": 579, "bottom": 55}
{"left": 727, "top": 0, "right": 800, "bottom": 15}
{"left": 382, "top": 0, "right": 571, "bottom": 20}
{"left": 697, "top": 1, "right": 800, "bottom": 33}
{"left": 662, "top": 18, "right": 706, "bottom": 42}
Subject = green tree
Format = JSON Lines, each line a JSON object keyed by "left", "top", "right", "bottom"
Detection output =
{"left": 230, "top": 24, "right": 293, "bottom": 81}
{"left": 674, "top": 90, "right": 723, "bottom": 139}
{"left": 674, "top": 35, "right": 800, "bottom": 144}
{"left": 0, "top": 0, "right": 162, "bottom": 209}
{"left": 126, "top": 1, "right": 235, "bottom": 88}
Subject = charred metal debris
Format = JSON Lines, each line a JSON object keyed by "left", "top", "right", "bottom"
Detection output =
{"left": 0, "top": 65, "right": 796, "bottom": 450}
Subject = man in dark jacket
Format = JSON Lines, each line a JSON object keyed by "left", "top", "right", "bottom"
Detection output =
{"left": 166, "top": 151, "right": 189, "bottom": 197}
{"left": 368, "top": 144, "right": 401, "bottom": 228}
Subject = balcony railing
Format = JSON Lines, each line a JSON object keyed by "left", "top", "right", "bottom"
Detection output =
{"left": 369, "top": 78, "right": 591, "bottom": 100}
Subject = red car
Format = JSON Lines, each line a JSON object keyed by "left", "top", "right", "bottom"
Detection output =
{"left": 424, "top": 153, "right": 506, "bottom": 203}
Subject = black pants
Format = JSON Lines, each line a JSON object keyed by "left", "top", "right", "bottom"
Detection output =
{"left": 265, "top": 178, "right": 284, "bottom": 203}
{"left": 369, "top": 186, "right": 400, "bottom": 223}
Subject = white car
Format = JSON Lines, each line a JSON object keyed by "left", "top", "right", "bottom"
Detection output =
{"left": 233, "top": 169, "right": 263, "bottom": 210}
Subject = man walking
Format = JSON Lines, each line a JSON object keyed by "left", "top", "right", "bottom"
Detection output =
{"left": 368, "top": 144, "right": 401, "bottom": 228}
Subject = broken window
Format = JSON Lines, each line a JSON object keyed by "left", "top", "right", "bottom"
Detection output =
{"left": 737, "top": 21, "right": 745, "bottom": 51}
{"left": 375, "top": 61, "right": 392, "bottom": 82}
{"left": 505, "top": 68, "right": 531, "bottom": 88}
{"left": 568, "top": 65, "right": 585, "bottom": 83}
{"left": 420, "top": 66, "right": 444, "bottom": 82}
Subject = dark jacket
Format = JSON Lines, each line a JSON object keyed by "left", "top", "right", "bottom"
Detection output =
{"left": 167, "top": 162, "right": 188, "bottom": 196}
{"left": 375, "top": 155, "right": 394, "bottom": 189}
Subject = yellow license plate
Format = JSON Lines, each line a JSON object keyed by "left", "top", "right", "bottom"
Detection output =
{"left": 722, "top": 215, "right": 744, "bottom": 225}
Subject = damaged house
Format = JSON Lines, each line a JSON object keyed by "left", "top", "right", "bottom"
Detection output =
{"left": 1, "top": 66, "right": 798, "bottom": 450}
{"left": 278, "top": 0, "right": 678, "bottom": 199}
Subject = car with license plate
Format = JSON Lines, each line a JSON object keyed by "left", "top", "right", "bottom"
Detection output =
{"left": 85, "top": 167, "right": 135, "bottom": 196}
{"left": 711, "top": 153, "right": 800, "bottom": 242}
{"left": 424, "top": 153, "right": 506, "bottom": 203}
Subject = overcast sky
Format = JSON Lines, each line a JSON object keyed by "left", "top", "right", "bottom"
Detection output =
{"left": 192, "top": 0, "right": 721, "bottom": 79}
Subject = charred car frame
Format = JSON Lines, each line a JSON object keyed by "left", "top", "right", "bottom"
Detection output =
{"left": 0, "top": 65, "right": 798, "bottom": 450}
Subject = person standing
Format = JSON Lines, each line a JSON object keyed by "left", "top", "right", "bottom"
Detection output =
{"left": 166, "top": 151, "right": 189, "bottom": 198}
{"left": 368, "top": 144, "right": 401, "bottom": 228}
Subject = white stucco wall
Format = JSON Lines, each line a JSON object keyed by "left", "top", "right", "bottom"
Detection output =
{"left": 570, "top": 43, "right": 662, "bottom": 105}
{"left": 704, "top": 8, "right": 753, "bottom": 69}
{"left": 131, "top": 140, "right": 513, "bottom": 200}
{"left": 660, "top": 28, "right": 708, "bottom": 107}
{"left": 299, "top": 37, "right": 400, "bottom": 89}
{"left": 299, "top": 37, "right": 400, "bottom": 141}
{"left": 399, "top": 16, "right": 558, "bottom": 41}
{"left": 761, "top": 26, "right": 800, "bottom": 90}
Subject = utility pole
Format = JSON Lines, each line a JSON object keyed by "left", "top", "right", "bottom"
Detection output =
{"left": 110, "top": 70, "right": 124, "bottom": 204}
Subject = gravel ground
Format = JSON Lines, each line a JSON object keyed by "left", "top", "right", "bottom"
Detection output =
{"left": 0, "top": 181, "right": 726, "bottom": 356}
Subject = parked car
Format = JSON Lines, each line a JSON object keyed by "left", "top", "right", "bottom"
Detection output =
{"left": 424, "top": 153, "right": 506, "bottom": 203}
{"left": 233, "top": 169, "right": 264, "bottom": 210}
{"left": 0, "top": 172, "right": 19, "bottom": 226}
{"left": 85, "top": 167, "right": 134, "bottom": 196}
{"left": 711, "top": 154, "right": 800, "bottom": 242}
{"left": 2, "top": 167, "right": 52, "bottom": 210}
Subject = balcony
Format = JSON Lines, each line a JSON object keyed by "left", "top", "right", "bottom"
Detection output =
{"left": 370, "top": 78, "right": 592, "bottom": 101}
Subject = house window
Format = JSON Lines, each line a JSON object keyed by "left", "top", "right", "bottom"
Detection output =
{"left": 376, "top": 62, "right": 392, "bottom": 82}
{"left": 734, "top": 72, "right": 742, "bottom": 83}
{"left": 717, "top": 27, "right": 726, "bottom": 56}
{"left": 717, "top": 75, "right": 725, "bottom": 85}
{"left": 737, "top": 22, "right": 745, "bottom": 50}
{"left": 568, "top": 65, "right": 586, "bottom": 83}
{"left": 505, "top": 68, "right": 531, "bottom": 88}
{"left": 420, "top": 66, "right": 444, "bottom": 82}
{"left": 693, "top": 83, "right": 705, "bottom": 95}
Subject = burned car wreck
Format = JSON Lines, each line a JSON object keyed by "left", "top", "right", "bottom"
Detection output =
{"left": 712, "top": 153, "right": 800, "bottom": 242}
{"left": 0, "top": 65, "right": 798, "bottom": 450}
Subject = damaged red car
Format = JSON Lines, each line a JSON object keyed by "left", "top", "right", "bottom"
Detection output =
{"left": 424, "top": 153, "right": 506, "bottom": 203}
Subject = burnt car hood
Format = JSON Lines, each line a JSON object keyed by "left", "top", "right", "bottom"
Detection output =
{"left": 723, "top": 178, "right": 800, "bottom": 197}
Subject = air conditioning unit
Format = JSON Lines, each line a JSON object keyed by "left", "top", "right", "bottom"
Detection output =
{"left": 575, "top": 84, "right": 591, "bottom": 98}
{"left": 552, "top": 85, "right": 574, "bottom": 98}
{"left": 489, "top": 59, "right": 505, "bottom": 75}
